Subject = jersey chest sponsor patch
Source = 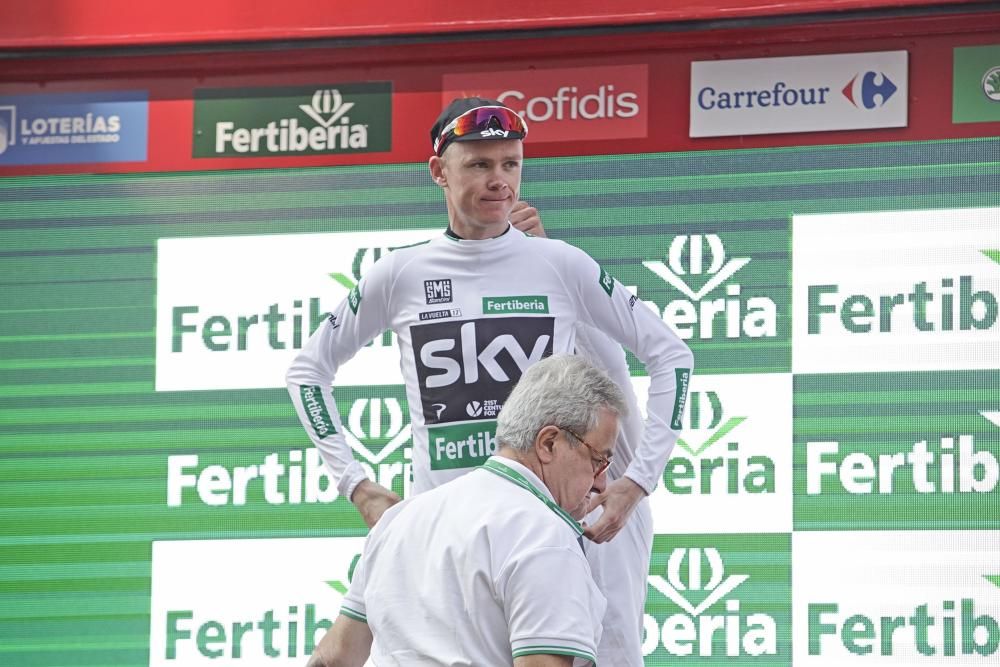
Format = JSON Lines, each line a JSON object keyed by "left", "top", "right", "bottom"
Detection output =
{"left": 411, "top": 316, "right": 555, "bottom": 425}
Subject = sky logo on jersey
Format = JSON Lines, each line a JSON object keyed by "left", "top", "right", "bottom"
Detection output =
{"left": 411, "top": 317, "right": 554, "bottom": 426}
{"left": 842, "top": 71, "right": 898, "bottom": 109}
{"left": 648, "top": 373, "right": 792, "bottom": 534}
{"left": 150, "top": 537, "right": 365, "bottom": 666}
{"left": 192, "top": 83, "right": 391, "bottom": 157}
{"left": 690, "top": 51, "right": 907, "bottom": 137}
{"left": 794, "top": 370, "right": 1000, "bottom": 531}
{"left": 643, "top": 536, "right": 790, "bottom": 661}
{"left": 156, "top": 230, "right": 436, "bottom": 391}
{"left": 794, "top": 531, "right": 1000, "bottom": 664}
{"left": 0, "top": 90, "right": 148, "bottom": 165}
{"left": 953, "top": 45, "right": 1000, "bottom": 123}
{"left": 793, "top": 208, "right": 1000, "bottom": 374}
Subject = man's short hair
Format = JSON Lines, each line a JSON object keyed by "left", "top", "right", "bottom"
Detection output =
{"left": 430, "top": 96, "right": 527, "bottom": 156}
{"left": 495, "top": 354, "right": 627, "bottom": 452}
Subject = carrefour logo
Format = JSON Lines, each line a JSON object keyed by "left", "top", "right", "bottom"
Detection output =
{"left": 643, "top": 540, "right": 788, "bottom": 660}
{"left": 640, "top": 233, "right": 777, "bottom": 341}
{"left": 842, "top": 71, "right": 898, "bottom": 109}
{"left": 690, "top": 50, "right": 907, "bottom": 137}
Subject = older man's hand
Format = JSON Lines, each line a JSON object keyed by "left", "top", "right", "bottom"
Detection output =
{"left": 582, "top": 477, "right": 646, "bottom": 543}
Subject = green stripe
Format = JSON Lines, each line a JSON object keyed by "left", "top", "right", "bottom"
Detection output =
{"left": 339, "top": 607, "right": 367, "bottom": 623}
{"left": 512, "top": 645, "right": 596, "bottom": 661}
{"left": 481, "top": 459, "right": 583, "bottom": 536}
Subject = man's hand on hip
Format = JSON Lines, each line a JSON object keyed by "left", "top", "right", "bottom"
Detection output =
{"left": 582, "top": 477, "right": 646, "bottom": 543}
{"left": 350, "top": 480, "right": 401, "bottom": 528}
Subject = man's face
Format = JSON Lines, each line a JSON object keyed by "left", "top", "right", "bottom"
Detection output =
{"left": 547, "top": 408, "right": 618, "bottom": 520}
{"left": 428, "top": 139, "right": 523, "bottom": 239}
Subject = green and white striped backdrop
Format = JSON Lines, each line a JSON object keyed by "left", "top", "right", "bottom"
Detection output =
{"left": 2, "top": 136, "right": 998, "bottom": 665}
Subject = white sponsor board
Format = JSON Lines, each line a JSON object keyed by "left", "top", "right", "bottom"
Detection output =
{"left": 149, "top": 537, "right": 365, "bottom": 666}
{"left": 793, "top": 530, "right": 1000, "bottom": 664}
{"left": 792, "top": 207, "right": 1000, "bottom": 374}
{"left": 635, "top": 373, "right": 793, "bottom": 534}
{"left": 690, "top": 50, "right": 908, "bottom": 137}
{"left": 156, "top": 230, "right": 437, "bottom": 391}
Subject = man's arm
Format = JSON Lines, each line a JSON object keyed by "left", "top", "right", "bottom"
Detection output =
{"left": 286, "top": 260, "right": 401, "bottom": 527}
{"left": 306, "top": 615, "right": 372, "bottom": 667}
{"left": 502, "top": 546, "right": 604, "bottom": 665}
{"left": 514, "top": 205, "right": 664, "bottom": 543}
{"left": 560, "top": 245, "right": 694, "bottom": 543}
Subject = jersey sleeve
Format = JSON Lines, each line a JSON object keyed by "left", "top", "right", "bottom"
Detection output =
{"left": 572, "top": 324, "right": 644, "bottom": 481}
{"left": 559, "top": 243, "right": 694, "bottom": 494}
{"left": 497, "top": 546, "right": 606, "bottom": 664}
{"left": 339, "top": 552, "right": 368, "bottom": 624}
{"left": 285, "top": 255, "right": 395, "bottom": 499}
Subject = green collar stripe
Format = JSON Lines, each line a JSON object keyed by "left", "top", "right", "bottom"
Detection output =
{"left": 481, "top": 459, "right": 584, "bottom": 536}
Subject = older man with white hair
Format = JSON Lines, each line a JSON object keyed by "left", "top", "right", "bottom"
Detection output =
{"left": 310, "top": 354, "right": 626, "bottom": 667}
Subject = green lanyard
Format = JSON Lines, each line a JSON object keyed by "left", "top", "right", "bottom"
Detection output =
{"left": 481, "top": 458, "right": 584, "bottom": 536}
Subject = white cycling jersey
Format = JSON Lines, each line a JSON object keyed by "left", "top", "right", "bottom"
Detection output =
{"left": 287, "top": 225, "right": 693, "bottom": 501}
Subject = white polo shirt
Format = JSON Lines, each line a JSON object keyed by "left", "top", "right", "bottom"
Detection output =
{"left": 341, "top": 456, "right": 606, "bottom": 665}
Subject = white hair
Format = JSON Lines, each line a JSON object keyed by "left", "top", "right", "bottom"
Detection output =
{"left": 495, "top": 354, "right": 627, "bottom": 453}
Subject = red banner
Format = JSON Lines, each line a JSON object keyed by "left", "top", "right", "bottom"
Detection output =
{"left": 1, "top": 10, "right": 998, "bottom": 177}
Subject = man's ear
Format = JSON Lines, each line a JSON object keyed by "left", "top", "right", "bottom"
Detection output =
{"left": 534, "top": 425, "right": 560, "bottom": 464}
{"left": 428, "top": 156, "right": 446, "bottom": 187}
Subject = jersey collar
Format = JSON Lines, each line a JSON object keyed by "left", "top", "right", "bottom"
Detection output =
{"left": 444, "top": 222, "right": 513, "bottom": 241}
{"left": 481, "top": 456, "right": 584, "bottom": 536}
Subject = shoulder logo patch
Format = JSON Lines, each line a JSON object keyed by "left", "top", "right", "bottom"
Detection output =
{"left": 599, "top": 267, "right": 615, "bottom": 297}
{"left": 348, "top": 285, "right": 362, "bottom": 314}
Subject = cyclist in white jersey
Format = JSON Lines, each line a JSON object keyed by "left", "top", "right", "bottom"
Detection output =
{"left": 288, "top": 97, "right": 694, "bottom": 666}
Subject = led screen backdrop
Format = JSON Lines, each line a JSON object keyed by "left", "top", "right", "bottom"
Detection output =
{"left": 1, "top": 136, "right": 998, "bottom": 666}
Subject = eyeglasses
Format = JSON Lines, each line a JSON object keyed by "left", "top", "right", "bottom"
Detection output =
{"left": 434, "top": 106, "right": 528, "bottom": 156}
{"left": 559, "top": 427, "right": 613, "bottom": 477}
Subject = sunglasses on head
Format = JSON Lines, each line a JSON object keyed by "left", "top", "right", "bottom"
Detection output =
{"left": 434, "top": 106, "right": 528, "bottom": 156}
